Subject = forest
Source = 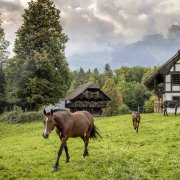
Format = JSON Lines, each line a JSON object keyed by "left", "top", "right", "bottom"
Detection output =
{"left": 0, "top": 0, "right": 157, "bottom": 116}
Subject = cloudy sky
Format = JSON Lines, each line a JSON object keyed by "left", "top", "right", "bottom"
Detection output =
{"left": 1, "top": 0, "right": 180, "bottom": 70}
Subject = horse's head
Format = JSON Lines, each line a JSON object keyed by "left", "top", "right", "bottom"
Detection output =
{"left": 136, "top": 112, "right": 140, "bottom": 121}
{"left": 43, "top": 109, "right": 56, "bottom": 139}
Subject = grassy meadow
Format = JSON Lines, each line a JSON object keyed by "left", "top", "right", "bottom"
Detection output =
{"left": 0, "top": 113, "right": 180, "bottom": 180}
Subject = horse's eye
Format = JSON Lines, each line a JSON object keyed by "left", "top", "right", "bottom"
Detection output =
{"left": 49, "top": 120, "right": 53, "bottom": 123}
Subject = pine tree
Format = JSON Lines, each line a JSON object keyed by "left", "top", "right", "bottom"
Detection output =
{"left": 0, "top": 17, "right": 9, "bottom": 112}
{"left": 10, "top": 0, "right": 70, "bottom": 110}
{"left": 104, "top": 63, "right": 114, "bottom": 80}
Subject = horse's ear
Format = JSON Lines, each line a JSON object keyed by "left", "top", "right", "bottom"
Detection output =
{"left": 51, "top": 109, "right": 53, "bottom": 116}
{"left": 43, "top": 109, "right": 46, "bottom": 115}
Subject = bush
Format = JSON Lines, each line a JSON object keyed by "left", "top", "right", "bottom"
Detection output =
{"left": 119, "top": 104, "right": 130, "bottom": 114}
{"left": 0, "top": 108, "right": 43, "bottom": 123}
{"left": 144, "top": 96, "right": 156, "bottom": 113}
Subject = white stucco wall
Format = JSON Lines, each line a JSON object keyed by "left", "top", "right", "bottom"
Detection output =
{"left": 175, "top": 64, "right": 180, "bottom": 71}
{"left": 165, "top": 74, "right": 170, "bottom": 82}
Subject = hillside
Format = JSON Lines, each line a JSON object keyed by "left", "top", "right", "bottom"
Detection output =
{"left": 0, "top": 114, "right": 179, "bottom": 179}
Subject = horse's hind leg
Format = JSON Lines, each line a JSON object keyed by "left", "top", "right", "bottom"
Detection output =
{"left": 175, "top": 106, "right": 177, "bottom": 115}
{"left": 81, "top": 135, "right": 89, "bottom": 157}
{"left": 164, "top": 108, "right": 168, "bottom": 116}
{"left": 64, "top": 143, "right": 70, "bottom": 163}
{"left": 166, "top": 108, "right": 168, "bottom": 116}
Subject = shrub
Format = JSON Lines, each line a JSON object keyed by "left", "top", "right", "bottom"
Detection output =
{"left": 144, "top": 96, "right": 156, "bottom": 113}
{"left": 0, "top": 109, "right": 43, "bottom": 123}
{"left": 119, "top": 104, "right": 130, "bottom": 114}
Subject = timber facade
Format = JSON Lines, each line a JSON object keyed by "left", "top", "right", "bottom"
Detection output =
{"left": 64, "top": 83, "right": 111, "bottom": 116}
{"left": 144, "top": 50, "right": 180, "bottom": 113}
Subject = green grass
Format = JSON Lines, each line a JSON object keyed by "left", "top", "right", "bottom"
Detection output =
{"left": 0, "top": 113, "right": 180, "bottom": 180}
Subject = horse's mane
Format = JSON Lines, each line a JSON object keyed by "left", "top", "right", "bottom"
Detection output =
{"left": 52, "top": 109, "right": 67, "bottom": 113}
{"left": 44, "top": 108, "right": 67, "bottom": 115}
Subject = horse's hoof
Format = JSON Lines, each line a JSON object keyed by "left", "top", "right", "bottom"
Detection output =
{"left": 52, "top": 167, "right": 58, "bottom": 172}
{"left": 83, "top": 153, "right": 89, "bottom": 158}
{"left": 66, "top": 159, "right": 70, "bottom": 163}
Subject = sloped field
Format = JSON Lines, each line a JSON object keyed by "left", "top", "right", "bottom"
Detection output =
{"left": 0, "top": 114, "right": 179, "bottom": 179}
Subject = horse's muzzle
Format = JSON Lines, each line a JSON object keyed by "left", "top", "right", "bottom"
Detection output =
{"left": 43, "top": 133, "right": 49, "bottom": 139}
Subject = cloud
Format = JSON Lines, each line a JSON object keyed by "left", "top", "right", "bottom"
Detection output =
{"left": 1, "top": 0, "right": 180, "bottom": 69}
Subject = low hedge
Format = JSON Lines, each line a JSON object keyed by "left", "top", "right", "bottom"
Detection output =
{"left": 0, "top": 110, "right": 43, "bottom": 123}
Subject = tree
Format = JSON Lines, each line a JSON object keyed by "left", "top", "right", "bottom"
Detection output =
{"left": 5, "top": 57, "right": 21, "bottom": 107}
{"left": 93, "top": 68, "right": 99, "bottom": 74}
{"left": 119, "top": 81, "right": 151, "bottom": 112}
{"left": 104, "top": 63, "right": 111, "bottom": 71}
{"left": 0, "top": 17, "right": 9, "bottom": 112}
{"left": 115, "top": 66, "right": 145, "bottom": 83}
{"left": 144, "top": 95, "right": 156, "bottom": 113}
{"left": 142, "top": 66, "right": 159, "bottom": 82}
{"left": 104, "top": 63, "right": 114, "bottom": 79}
{"left": 8, "top": 0, "right": 70, "bottom": 110}
{"left": 102, "top": 78, "right": 123, "bottom": 116}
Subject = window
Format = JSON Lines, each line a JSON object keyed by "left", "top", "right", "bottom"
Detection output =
{"left": 172, "top": 96, "right": 180, "bottom": 101}
{"left": 172, "top": 74, "right": 180, "bottom": 85}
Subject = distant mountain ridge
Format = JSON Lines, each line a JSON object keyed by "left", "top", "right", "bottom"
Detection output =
{"left": 110, "top": 34, "right": 180, "bottom": 69}
{"left": 110, "top": 28, "right": 180, "bottom": 69}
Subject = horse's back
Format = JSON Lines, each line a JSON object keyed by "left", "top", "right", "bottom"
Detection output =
{"left": 70, "top": 111, "right": 93, "bottom": 136}
{"left": 163, "top": 100, "right": 179, "bottom": 106}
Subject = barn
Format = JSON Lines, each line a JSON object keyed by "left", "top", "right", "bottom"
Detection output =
{"left": 144, "top": 50, "right": 180, "bottom": 113}
{"left": 64, "top": 83, "right": 111, "bottom": 116}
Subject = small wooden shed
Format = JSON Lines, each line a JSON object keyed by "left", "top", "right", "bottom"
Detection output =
{"left": 64, "top": 83, "right": 111, "bottom": 116}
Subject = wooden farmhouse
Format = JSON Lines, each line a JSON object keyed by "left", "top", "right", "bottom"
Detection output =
{"left": 64, "top": 83, "right": 111, "bottom": 116}
{"left": 144, "top": 50, "right": 180, "bottom": 113}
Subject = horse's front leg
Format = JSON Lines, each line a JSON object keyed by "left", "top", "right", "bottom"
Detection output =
{"left": 53, "top": 136, "right": 68, "bottom": 172}
{"left": 136, "top": 123, "right": 139, "bottom": 133}
{"left": 56, "top": 129, "right": 70, "bottom": 163}
{"left": 132, "top": 120, "right": 136, "bottom": 130}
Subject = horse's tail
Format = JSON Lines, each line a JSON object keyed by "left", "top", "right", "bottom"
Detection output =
{"left": 90, "top": 125, "right": 102, "bottom": 140}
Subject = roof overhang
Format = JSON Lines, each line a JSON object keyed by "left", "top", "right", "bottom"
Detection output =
{"left": 144, "top": 50, "right": 180, "bottom": 90}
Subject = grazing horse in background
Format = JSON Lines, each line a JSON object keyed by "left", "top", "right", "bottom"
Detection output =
{"left": 161, "top": 100, "right": 180, "bottom": 116}
{"left": 132, "top": 112, "right": 141, "bottom": 133}
{"left": 43, "top": 109, "right": 101, "bottom": 172}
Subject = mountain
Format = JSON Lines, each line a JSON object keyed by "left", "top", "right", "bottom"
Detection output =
{"left": 110, "top": 25, "right": 180, "bottom": 69}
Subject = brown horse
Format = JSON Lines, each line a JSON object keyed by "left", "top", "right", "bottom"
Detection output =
{"left": 161, "top": 100, "right": 180, "bottom": 116}
{"left": 43, "top": 109, "right": 101, "bottom": 172}
{"left": 132, "top": 112, "right": 141, "bottom": 133}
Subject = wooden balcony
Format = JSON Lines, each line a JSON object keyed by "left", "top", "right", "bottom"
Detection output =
{"left": 76, "top": 90, "right": 107, "bottom": 100}
{"left": 65, "top": 102, "right": 107, "bottom": 108}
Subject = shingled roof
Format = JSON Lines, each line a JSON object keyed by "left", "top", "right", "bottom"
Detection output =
{"left": 64, "top": 82, "right": 110, "bottom": 100}
{"left": 144, "top": 50, "right": 180, "bottom": 90}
